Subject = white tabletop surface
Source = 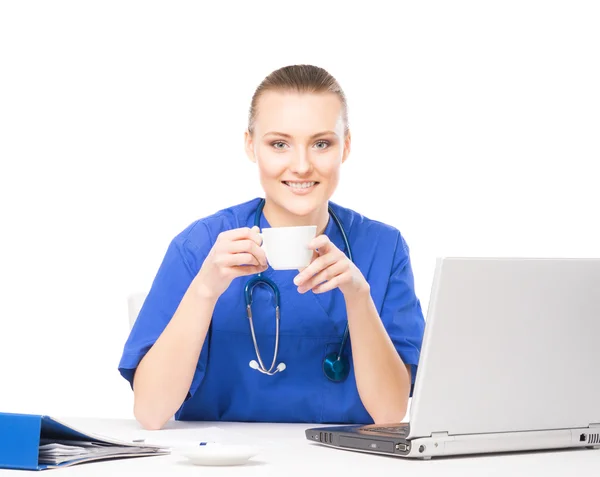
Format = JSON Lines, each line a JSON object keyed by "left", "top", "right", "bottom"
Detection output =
{"left": 2, "top": 417, "right": 600, "bottom": 476}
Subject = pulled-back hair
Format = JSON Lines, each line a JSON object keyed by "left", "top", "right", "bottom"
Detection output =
{"left": 248, "top": 64, "right": 349, "bottom": 136}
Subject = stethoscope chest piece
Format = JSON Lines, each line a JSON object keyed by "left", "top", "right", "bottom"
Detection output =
{"left": 323, "top": 352, "right": 350, "bottom": 382}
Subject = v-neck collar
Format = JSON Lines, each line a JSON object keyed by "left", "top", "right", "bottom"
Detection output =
{"left": 249, "top": 199, "right": 349, "bottom": 336}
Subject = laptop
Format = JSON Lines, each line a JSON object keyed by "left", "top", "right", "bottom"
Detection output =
{"left": 306, "top": 258, "right": 600, "bottom": 459}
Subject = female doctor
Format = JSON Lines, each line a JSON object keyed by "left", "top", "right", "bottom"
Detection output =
{"left": 119, "top": 64, "right": 425, "bottom": 430}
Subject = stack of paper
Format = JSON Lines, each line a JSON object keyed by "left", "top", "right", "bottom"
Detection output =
{"left": 38, "top": 439, "right": 165, "bottom": 466}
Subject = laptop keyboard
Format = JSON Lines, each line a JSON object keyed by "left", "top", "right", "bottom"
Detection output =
{"left": 362, "top": 424, "right": 409, "bottom": 437}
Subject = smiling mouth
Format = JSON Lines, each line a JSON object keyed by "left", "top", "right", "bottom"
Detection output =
{"left": 283, "top": 181, "right": 319, "bottom": 190}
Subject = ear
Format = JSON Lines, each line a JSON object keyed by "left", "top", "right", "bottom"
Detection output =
{"left": 244, "top": 130, "right": 257, "bottom": 163}
{"left": 341, "top": 130, "right": 351, "bottom": 164}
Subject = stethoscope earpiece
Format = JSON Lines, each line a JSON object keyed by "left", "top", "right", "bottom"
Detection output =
{"left": 249, "top": 359, "right": 286, "bottom": 375}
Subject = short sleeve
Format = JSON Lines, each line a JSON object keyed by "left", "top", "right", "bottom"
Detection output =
{"left": 380, "top": 233, "right": 426, "bottom": 395}
{"left": 118, "top": 223, "right": 211, "bottom": 399}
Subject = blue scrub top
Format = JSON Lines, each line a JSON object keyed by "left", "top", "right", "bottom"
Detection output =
{"left": 119, "top": 198, "right": 425, "bottom": 424}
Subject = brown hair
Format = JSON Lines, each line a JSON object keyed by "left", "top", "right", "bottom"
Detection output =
{"left": 248, "top": 64, "right": 349, "bottom": 137}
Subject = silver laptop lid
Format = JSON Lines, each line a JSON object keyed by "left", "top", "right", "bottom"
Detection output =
{"left": 409, "top": 258, "right": 600, "bottom": 439}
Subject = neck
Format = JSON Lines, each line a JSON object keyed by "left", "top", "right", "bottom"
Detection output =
{"left": 262, "top": 199, "right": 330, "bottom": 235}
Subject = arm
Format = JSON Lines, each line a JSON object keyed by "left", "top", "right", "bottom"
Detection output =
{"left": 132, "top": 285, "right": 216, "bottom": 430}
{"left": 126, "top": 227, "right": 268, "bottom": 430}
{"left": 294, "top": 232, "right": 422, "bottom": 424}
{"left": 344, "top": 287, "right": 411, "bottom": 423}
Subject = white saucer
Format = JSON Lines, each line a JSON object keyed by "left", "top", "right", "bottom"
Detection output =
{"left": 177, "top": 444, "right": 260, "bottom": 466}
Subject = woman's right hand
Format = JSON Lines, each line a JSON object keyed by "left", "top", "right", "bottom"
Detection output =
{"left": 192, "top": 226, "right": 268, "bottom": 300}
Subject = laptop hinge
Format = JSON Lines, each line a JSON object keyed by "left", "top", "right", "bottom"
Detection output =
{"left": 430, "top": 432, "right": 449, "bottom": 438}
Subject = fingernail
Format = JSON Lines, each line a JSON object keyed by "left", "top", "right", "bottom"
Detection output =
{"left": 293, "top": 276, "right": 300, "bottom": 285}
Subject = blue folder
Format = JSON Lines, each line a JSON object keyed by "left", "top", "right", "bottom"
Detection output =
{"left": 0, "top": 412, "right": 167, "bottom": 471}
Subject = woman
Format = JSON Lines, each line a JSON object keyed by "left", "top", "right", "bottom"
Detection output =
{"left": 119, "top": 64, "right": 425, "bottom": 430}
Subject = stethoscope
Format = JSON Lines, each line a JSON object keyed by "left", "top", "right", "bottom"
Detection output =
{"left": 244, "top": 198, "right": 352, "bottom": 382}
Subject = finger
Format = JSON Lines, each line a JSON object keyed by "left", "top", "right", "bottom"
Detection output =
{"left": 296, "top": 235, "right": 332, "bottom": 273}
{"left": 312, "top": 273, "right": 347, "bottom": 294}
{"left": 218, "top": 227, "right": 262, "bottom": 245}
{"left": 219, "top": 253, "right": 260, "bottom": 267}
{"left": 297, "top": 250, "right": 319, "bottom": 272}
{"left": 297, "top": 260, "right": 348, "bottom": 293}
{"left": 308, "top": 235, "right": 335, "bottom": 253}
{"left": 226, "top": 240, "right": 268, "bottom": 266}
{"left": 231, "top": 264, "right": 269, "bottom": 278}
{"left": 294, "top": 251, "right": 342, "bottom": 286}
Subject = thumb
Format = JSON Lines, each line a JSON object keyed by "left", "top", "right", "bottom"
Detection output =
{"left": 251, "top": 225, "right": 262, "bottom": 245}
{"left": 297, "top": 251, "right": 318, "bottom": 272}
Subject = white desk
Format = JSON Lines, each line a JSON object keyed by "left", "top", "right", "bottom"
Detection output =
{"left": 3, "top": 417, "right": 600, "bottom": 476}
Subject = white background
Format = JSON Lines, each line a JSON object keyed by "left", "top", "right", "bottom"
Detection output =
{"left": 0, "top": 1, "right": 598, "bottom": 420}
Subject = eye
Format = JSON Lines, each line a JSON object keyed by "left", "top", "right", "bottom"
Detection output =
{"left": 314, "top": 140, "right": 330, "bottom": 149}
{"left": 271, "top": 141, "right": 287, "bottom": 150}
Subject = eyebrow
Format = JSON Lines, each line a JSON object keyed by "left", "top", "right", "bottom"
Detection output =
{"left": 262, "top": 131, "right": 337, "bottom": 139}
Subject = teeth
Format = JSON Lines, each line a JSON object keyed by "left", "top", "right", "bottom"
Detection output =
{"left": 286, "top": 181, "right": 316, "bottom": 189}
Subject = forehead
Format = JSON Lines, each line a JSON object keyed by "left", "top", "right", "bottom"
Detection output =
{"left": 254, "top": 90, "right": 344, "bottom": 136}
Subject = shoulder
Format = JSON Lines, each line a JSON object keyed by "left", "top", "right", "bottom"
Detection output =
{"left": 328, "top": 201, "right": 408, "bottom": 257}
{"left": 172, "top": 197, "right": 262, "bottom": 253}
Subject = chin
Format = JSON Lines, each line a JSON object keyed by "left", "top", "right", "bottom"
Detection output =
{"left": 284, "top": 202, "right": 319, "bottom": 217}
{"left": 276, "top": 195, "right": 323, "bottom": 218}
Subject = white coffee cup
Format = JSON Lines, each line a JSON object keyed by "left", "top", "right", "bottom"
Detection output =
{"left": 259, "top": 225, "right": 317, "bottom": 270}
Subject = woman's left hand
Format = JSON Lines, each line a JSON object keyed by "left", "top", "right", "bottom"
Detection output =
{"left": 293, "top": 235, "right": 369, "bottom": 297}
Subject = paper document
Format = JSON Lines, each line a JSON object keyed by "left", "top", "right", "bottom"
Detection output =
{"left": 35, "top": 417, "right": 169, "bottom": 467}
{"left": 38, "top": 441, "right": 165, "bottom": 465}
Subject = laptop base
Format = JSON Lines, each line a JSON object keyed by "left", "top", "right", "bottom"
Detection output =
{"left": 306, "top": 426, "right": 600, "bottom": 459}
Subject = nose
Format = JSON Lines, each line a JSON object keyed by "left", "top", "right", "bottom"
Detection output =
{"left": 289, "top": 148, "right": 312, "bottom": 175}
